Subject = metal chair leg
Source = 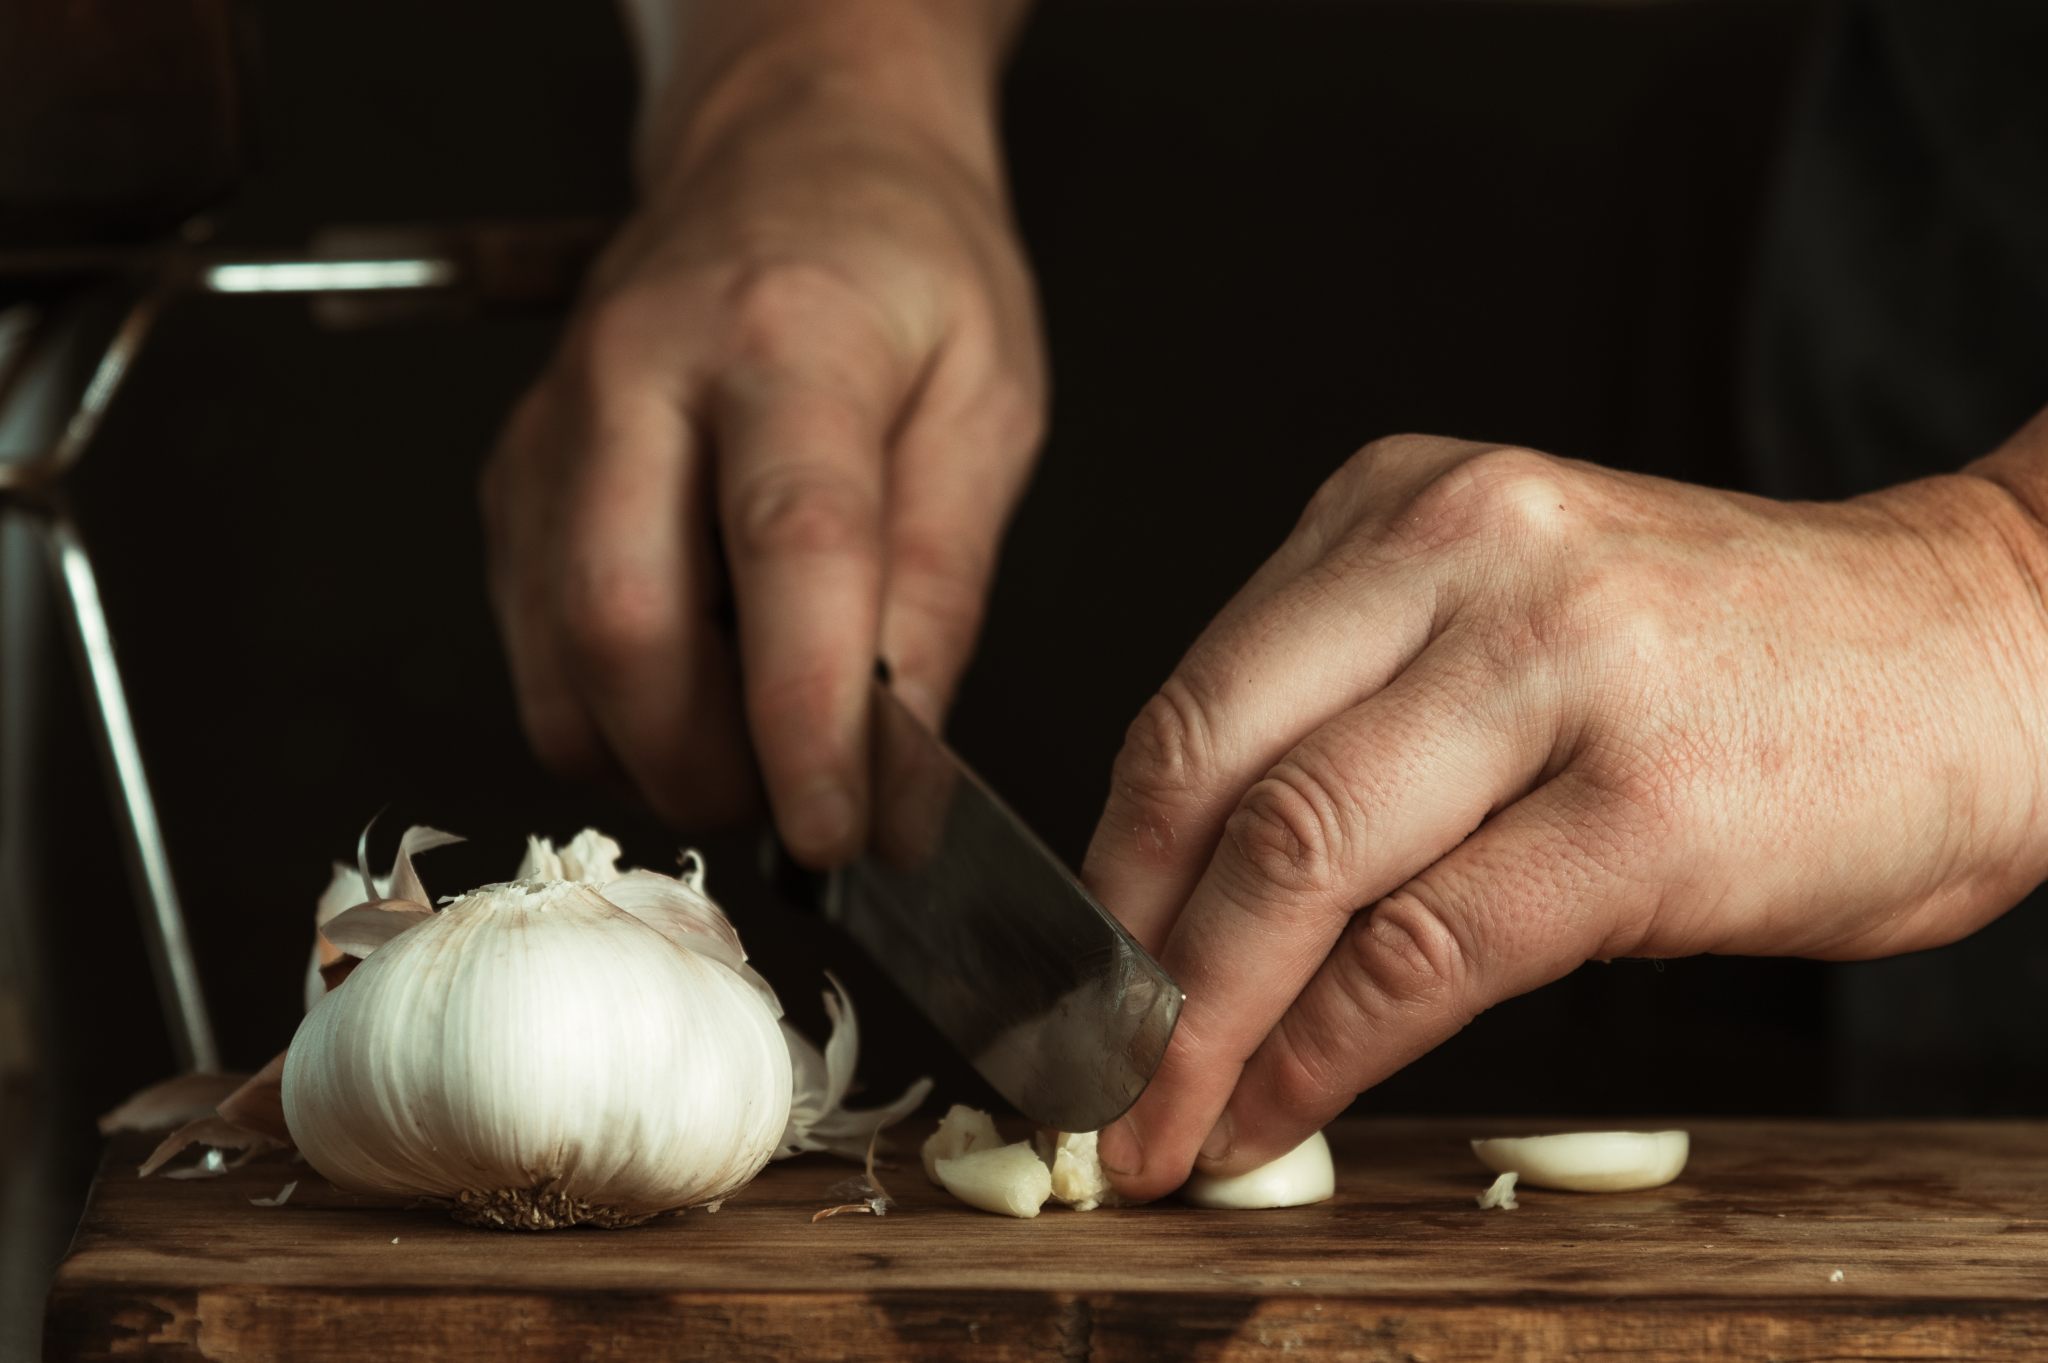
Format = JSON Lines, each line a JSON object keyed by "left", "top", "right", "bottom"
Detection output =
{"left": 0, "top": 288, "right": 217, "bottom": 1074}
{"left": 42, "top": 504, "right": 218, "bottom": 1073}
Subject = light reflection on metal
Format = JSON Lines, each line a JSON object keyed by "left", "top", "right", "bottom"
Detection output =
{"left": 825, "top": 682, "right": 1181, "bottom": 1132}
{"left": 202, "top": 257, "right": 458, "bottom": 295}
{"left": 0, "top": 293, "right": 165, "bottom": 495}
{"left": 43, "top": 504, "right": 220, "bottom": 1073}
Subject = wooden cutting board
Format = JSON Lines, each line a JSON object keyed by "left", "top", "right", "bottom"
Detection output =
{"left": 43, "top": 1118, "right": 2048, "bottom": 1360}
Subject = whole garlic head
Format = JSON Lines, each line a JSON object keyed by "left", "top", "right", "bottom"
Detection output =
{"left": 284, "top": 871, "right": 790, "bottom": 1229}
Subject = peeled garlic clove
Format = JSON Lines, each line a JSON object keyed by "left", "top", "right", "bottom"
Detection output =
{"left": 921, "top": 1105, "right": 1003, "bottom": 1185}
{"left": 936, "top": 1141, "right": 1054, "bottom": 1218}
{"left": 1180, "top": 1130, "right": 1335, "bottom": 1210}
{"left": 1470, "top": 1129, "right": 1689, "bottom": 1192}
{"left": 1043, "top": 1130, "right": 1117, "bottom": 1211}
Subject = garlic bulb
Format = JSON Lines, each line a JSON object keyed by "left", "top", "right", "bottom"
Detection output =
{"left": 283, "top": 827, "right": 922, "bottom": 1230}
{"left": 286, "top": 879, "right": 790, "bottom": 1228}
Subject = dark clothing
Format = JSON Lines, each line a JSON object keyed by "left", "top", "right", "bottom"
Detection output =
{"left": 1746, "top": 0, "right": 2048, "bottom": 498}
{"left": 1747, "top": 0, "right": 2048, "bottom": 1112}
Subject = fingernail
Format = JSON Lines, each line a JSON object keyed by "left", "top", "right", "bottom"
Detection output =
{"left": 1098, "top": 1119, "right": 1143, "bottom": 1178}
{"left": 1197, "top": 1112, "right": 1236, "bottom": 1168}
{"left": 788, "top": 782, "right": 857, "bottom": 859}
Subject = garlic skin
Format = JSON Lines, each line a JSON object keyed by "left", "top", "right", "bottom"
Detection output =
{"left": 935, "top": 1141, "right": 1053, "bottom": 1218}
{"left": 1471, "top": 1130, "right": 1689, "bottom": 1193}
{"left": 284, "top": 879, "right": 791, "bottom": 1228}
{"left": 1179, "top": 1130, "right": 1335, "bottom": 1210}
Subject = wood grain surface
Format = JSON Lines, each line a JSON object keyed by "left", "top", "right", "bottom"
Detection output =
{"left": 44, "top": 1118, "right": 2048, "bottom": 1360}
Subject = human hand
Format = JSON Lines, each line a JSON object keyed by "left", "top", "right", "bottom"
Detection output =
{"left": 1083, "top": 424, "right": 2048, "bottom": 1199}
{"left": 482, "top": 14, "right": 1043, "bottom": 865}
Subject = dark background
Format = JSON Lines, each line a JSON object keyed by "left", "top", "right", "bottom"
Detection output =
{"left": 8, "top": 0, "right": 2045, "bottom": 1332}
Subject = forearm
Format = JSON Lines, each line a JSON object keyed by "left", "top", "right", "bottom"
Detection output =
{"left": 618, "top": 0, "right": 1032, "bottom": 187}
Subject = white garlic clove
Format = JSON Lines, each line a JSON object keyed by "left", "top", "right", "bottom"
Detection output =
{"left": 1477, "top": 1171, "right": 1520, "bottom": 1210}
{"left": 1180, "top": 1130, "right": 1336, "bottom": 1210}
{"left": 1470, "top": 1130, "right": 1690, "bottom": 1192}
{"left": 922, "top": 1105, "right": 1004, "bottom": 1185}
{"left": 935, "top": 1141, "right": 1054, "bottom": 1218}
{"left": 1043, "top": 1130, "right": 1117, "bottom": 1211}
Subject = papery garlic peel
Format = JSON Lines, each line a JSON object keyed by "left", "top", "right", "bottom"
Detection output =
{"left": 1180, "top": 1130, "right": 1336, "bottom": 1210}
{"left": 1470, "top": 1130, "right": 1690, "bottom": 1193}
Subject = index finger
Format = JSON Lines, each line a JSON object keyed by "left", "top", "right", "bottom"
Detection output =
{"left": 1097, "top": 641, "right": 1551, "bottom": 1201}
{"left": 714, "top": 352, "right": 900, "bottom": 867}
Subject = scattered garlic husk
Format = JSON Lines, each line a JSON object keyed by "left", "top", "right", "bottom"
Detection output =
{"left": 1470, "top": 1130, "right": 1689, "bottom": 1193}
{"left": 922, "top": 1104, "right": 1004, "bottom": 1185}
{"left": 780, "top": 975, "right": 933, "bottom": 1162}
{"left": 1180, "top": 1130, "right": 1336, "bottom": 1210}
{"left": 97, "top": 1072, "right": 248, "bottom": 1135}
{"left": 1477, "top": 1171, "right": 1520, "bottom": 1210}
{"left": 935, "top": 1142, "right": 1053, "bottom": 1219}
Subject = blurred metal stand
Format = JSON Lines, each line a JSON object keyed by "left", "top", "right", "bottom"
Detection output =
{"left": 0, "top": 219, "right": 604, "bottom": 1075}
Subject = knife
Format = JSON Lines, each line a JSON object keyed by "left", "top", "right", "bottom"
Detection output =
{"left": 790, "top": 675, "right": 1182, "bottom": 1133}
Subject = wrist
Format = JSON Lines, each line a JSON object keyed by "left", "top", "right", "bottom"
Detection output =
{"left": 1867, "top": 453, "right": 2048, "bottom": 905}
{"left": 637, "top": 2, "right": 1019, "bottom": 194}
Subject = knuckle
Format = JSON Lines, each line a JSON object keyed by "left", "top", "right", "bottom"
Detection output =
{"left": 560, "top": 294, "right": 672, "bottom": 398}
{"left": 1402, "top": 446, "right": 1574, "bottom": 551}
{"left": 718, "top": 261, "right": 865, "bottom": 367}
{"left": 728, "top": 465, "right": 877, "bottom": 562}
{"left": 1110, "top": 679, "right": 1216, "bottom": 818}
{"left": 890, "top": 534, "right": 991, "bottom": 642}
{"left": 558, "top": 565, "right": 673, "bottom": 672}
{"left": 1343, "top": 887, "right": 1469, "bottom": 1014}
{"left": 1264, "top": 1013, "right": 1355, "bottom": 1121}
{"left": 1224, "top": 764, "right": 1346, "bottom": 898}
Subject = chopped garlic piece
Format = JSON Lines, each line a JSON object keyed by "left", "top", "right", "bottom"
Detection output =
{"left": 936, "top": 1142, "right": 1053, "bottom": 1218}
{"left": 921, "top": 1104, "right": 1003, "bottom": 1185}
{"left": 1042, "top": 1130, "right": 1117, "bottom": 1211}
{"left": 1829, "top": 1269, "right": 1845, "bottom": 1283}
{"left": 1180, "top": 1130, "right": 1335, "bottom": 1210}
{"left": 1477, "top": 1171, "right": 1519, "bottom": 1210}
{"left": 1471, "top": 1130, "right": 1689, "bottom": 1193}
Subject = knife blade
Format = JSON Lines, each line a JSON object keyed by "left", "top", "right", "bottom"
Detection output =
{"left": 820, "top": 679, "right": 1182, "bottom": 1133}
